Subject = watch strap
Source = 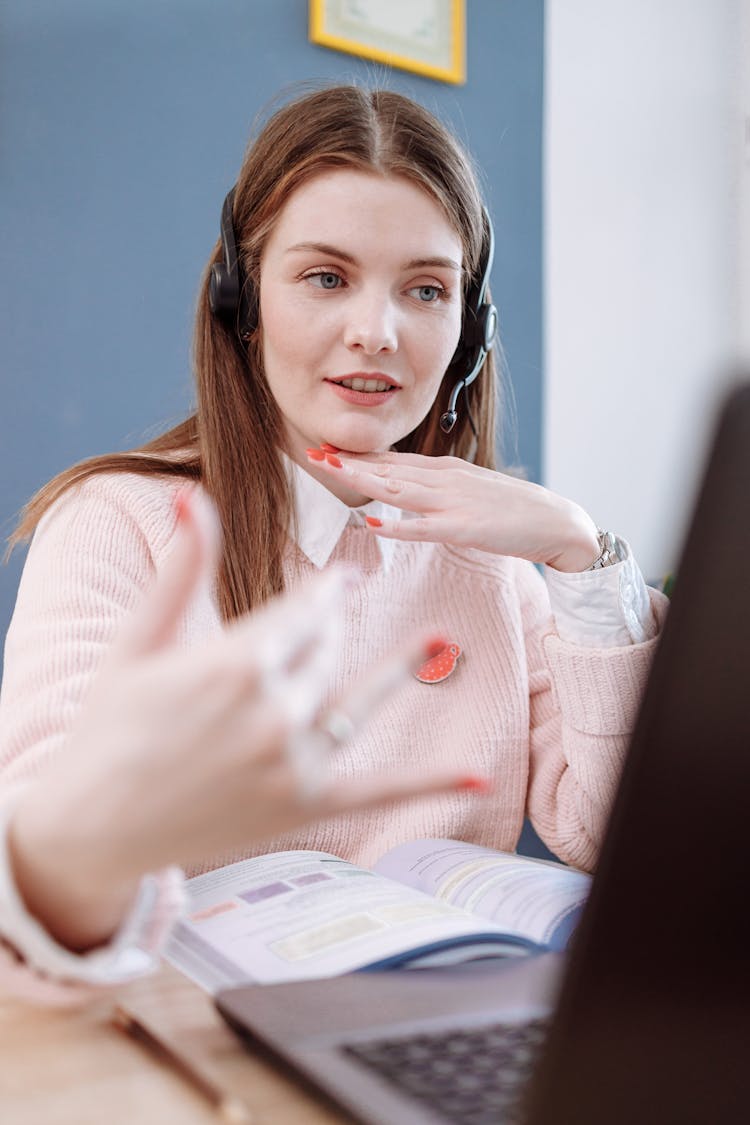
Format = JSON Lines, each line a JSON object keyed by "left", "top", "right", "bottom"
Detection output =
{"left": 586, "top": 529, "right": 622, "bottom": 570}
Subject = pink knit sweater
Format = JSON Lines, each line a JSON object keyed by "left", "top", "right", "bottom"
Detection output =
{"left": 0, "top": 472, "right": 666, "bottom": 876}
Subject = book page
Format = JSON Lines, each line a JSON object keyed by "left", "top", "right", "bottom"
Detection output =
{"left": 373, "top": 840, "right": 591, "bottom": 951}
{"left": 165, "top": 850, "right": 539, "bottom": 993}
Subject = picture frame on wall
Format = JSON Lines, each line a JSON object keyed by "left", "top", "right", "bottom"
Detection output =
{"left": 309, "top": 0, "right": 466, "bottom": 85}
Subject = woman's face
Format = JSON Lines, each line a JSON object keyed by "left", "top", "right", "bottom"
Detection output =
{"left": 259, "top": 169, "right": 464, "bottom": 465}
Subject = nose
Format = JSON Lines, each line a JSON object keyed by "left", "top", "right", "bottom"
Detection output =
{"left": 343, "top": 289, "right": 398, "bottom": 355}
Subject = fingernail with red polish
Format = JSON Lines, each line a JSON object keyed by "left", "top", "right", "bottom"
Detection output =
{"left": 174, "top": 486, "right": 221, "bottom": 554}
{"left": 306, "top": 447, "right": 326, "bottom": 461}
{"left": 456, "top": 775, "right": 494, "bottom": 794}
{"left": 325, "top": 454, "right": 343, "bottom": 468}
{"left": 365, "top": 516, "right": 383, "bottom": 528}
{"left": 320, "top": 443, "right": 340, "bottom": 453}
{"left": 173, "top": 487, "right": 192, "bottom": 523}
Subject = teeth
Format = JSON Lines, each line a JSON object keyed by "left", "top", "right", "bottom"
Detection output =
{"left": 339, "top": 378, "right": 391, "bottom": 392}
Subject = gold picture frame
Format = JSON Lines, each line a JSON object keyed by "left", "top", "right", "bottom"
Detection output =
{"left": 309, "top": 0, "right": 466, "bottom": 86}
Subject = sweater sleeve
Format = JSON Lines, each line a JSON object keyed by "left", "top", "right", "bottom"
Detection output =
{"left": 0, "top": 785, "right": 187, "bottom": 1003}
{"left": 0, "top": 474, "right": 177, "bottom": 788}
{"left": 519, "top": 560, "right": 669, "bottom": 872}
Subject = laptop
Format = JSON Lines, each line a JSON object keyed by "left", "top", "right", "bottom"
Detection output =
{"left": 216, "top": 382, "right": 750, "bottom": 1125}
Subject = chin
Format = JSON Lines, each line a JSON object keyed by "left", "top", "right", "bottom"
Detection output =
{"left": 326, "top": 422, "right": 409, "bottom": 455}
{"left": 340, "top": 440, "right": 386, "bottom": 454}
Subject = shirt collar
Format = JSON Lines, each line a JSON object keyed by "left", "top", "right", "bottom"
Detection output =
{"left": 283, "top": 455, "right": 401, "bottom": 570}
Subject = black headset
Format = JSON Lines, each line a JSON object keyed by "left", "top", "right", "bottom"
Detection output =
{"left": 208, "top": 188, "right": 258, "bottom": 343}
{"left": 209, "top": 188, "right": 497, "bottom": 433}
{"left": 439, "top": 208, "right": 498, "bottom": 433}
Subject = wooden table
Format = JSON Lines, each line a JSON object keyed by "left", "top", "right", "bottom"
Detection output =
{"left": 0, "top": 964, "right": 350, "bottom": 1124}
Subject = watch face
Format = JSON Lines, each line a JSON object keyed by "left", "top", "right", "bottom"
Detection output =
{"left": 589, "top": 532, "right": 607, "bottom": 569}
{"left": 587, "top": 531, "right": 622, "bottom": 570}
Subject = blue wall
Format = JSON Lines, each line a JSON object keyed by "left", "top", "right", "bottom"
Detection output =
{"left": 0, "top": 0, "right": 544, "bottom": 668}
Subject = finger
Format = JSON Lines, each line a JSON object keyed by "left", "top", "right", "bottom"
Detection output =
{"left": 330, "top": 632, "right": 448, "bottom": 730}
{"left": 287, "top": 632, "right": 449, "bottom": 802}
{"left": 363, "top": 514, "right": 451, "bottom": 543}
{"left": 284, "top": 726, "right": 331, "bottom": 802}
{"left": 115, "top": 486, "right": 221, "bottom": 661}
{"left": 277, "top": 616, "right": 342, "bottom": 726}
{"left": 309, "top": 450, "right": 446, "bottom": 490}
{"left": 319, "top": 767, "right": 493, "bottom": 816}
{"left": 210, "top": 566, "right": 356, "bottom": 725}
{"left": 314, "top": 449, "right": 457, "bottom": 470}
{"left": 320, "top": 450, "right": 499, "bottom": 488}
{"left": 162, "top": 566, "right": 355, "bottom": 753}
{"left": 321, "top": 462, "right": 441, "bottom": 514}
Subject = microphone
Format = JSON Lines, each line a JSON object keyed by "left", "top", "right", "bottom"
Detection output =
{"left": 439, "top": 378, "right": 465, "bottom": 434}
{"left": 439, "top": 295, "right": 498, "bottom": 434}
{"left": 438, "top": 326, "right": 491, "bottom": 433}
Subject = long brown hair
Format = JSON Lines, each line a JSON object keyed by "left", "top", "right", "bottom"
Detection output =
{"left": 11, "top": 85, "right": 500, "bottom": 620}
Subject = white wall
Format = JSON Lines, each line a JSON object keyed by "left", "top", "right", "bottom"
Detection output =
{"left": 740, "top": 0, "right": 750, "bottom": 358}
{"left": 544, "top": 0, "right": 747, "bottom": 580}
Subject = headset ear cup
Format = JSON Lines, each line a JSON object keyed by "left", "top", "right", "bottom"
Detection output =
{"left": 478, "top": 303, "right": 498, "bottom": 352}
{"left": 209, "top": 262, "right": 240, "bottom": 319}
{"left": 461, "top": 303, "right": 498, "bottom": 353}
{"left": 488, "top": 305, "right": 498, "bottom": 350}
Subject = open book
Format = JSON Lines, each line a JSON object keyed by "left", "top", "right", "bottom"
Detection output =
{"left": 165, "top": 839, "right": 590, "bottom": 994}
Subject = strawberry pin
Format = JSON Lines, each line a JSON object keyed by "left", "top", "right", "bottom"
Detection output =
{"left": 414, "top": 642, "right": 462, "bottom": 684}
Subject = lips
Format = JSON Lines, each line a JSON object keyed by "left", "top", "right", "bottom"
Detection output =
{"left": 325, "top": 376, "right": 400, "bottom": 408}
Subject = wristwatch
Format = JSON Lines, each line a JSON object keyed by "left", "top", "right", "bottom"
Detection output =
{"left": 586, "top": 529, "right": 622, "bottom": 570}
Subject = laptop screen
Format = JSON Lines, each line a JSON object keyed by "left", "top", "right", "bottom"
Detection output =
{"left": 525, "top": 383, "right": 750, "bottom": 1125}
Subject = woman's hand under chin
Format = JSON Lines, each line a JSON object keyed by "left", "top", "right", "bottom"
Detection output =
{"left": 306, "top": 447, "right": 601, "bottom": 572}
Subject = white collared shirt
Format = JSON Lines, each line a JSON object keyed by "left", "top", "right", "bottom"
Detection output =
{"left": 287, "top": 456, "right": 401, "bottom": 572}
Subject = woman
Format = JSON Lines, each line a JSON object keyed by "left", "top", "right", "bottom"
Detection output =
{"left": 1, "top": 84, "right": 665, "bottom": 920}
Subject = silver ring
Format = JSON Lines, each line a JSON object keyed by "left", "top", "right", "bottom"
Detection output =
{"left": 317, "top": 707, "right": 357, "bottom": 747}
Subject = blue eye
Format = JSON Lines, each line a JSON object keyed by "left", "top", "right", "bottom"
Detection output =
{"left": 410, "top": 285, "right": 443, "bottom": 302}
{"left": 309, "top": 272, "right": 342, "bottom": 290}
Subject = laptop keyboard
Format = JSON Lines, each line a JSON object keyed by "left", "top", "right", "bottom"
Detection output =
{"left": 342, "top": 1016, "right": 549, "bottom": 1124}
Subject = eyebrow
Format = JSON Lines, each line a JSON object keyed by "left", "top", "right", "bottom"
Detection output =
{"left": 285, "top": 242, "right": 462, "bottom": 272}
